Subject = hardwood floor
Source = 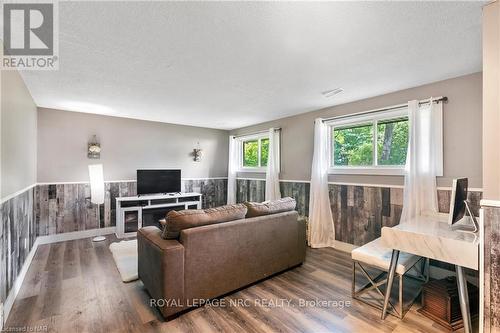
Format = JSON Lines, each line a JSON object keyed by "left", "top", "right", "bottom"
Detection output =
{"left": 5, "top": 235, "right": 460, "bottom": 333}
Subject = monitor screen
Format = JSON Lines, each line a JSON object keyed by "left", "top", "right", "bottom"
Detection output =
{"left": 137, "top": 169, "right": 181, "bottom": 195}
{"left": 448, "top": 178, "right": 468, "bottom": 225}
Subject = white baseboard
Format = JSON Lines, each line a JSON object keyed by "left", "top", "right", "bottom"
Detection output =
{"left": 308, "top": 240, "right": 358, "bottom": 253}
{"left": 3, "top": 237, "right": 40, "bottom": 327}
{"left": 332, "top": 240, "right": 358, "bottom": 253}
{"left": 2, "top": 227, "right": 116, "bottom": 327}
{"left": 36, "top": 227, "right": 116, "bottom": 245}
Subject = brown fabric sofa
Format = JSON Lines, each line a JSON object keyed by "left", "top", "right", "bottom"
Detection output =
{"left": 137, "top": 210, "right": 306, "bottom": 319}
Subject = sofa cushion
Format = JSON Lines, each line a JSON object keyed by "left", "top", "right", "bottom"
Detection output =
{"left": 162, "top": 204, "right": 247, "bottom": 239}
{"left": 244, "top": 197, "right": 296, "bottom": 218}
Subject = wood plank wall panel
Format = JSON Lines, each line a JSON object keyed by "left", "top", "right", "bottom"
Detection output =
{"left": 183, "top": 179, "right": 227, "bottom": 208}
{"left": 36, "top": 184, "right": 100, "bottom": 236}
{"left": 329, "top": 185, "right": 402, "bottom": 246}
{"left": 483, "top": 205, "right": 500, "bottom": 333}
{"left": 437, "top": 189, "right": 482, "bottom": 216}
{"left": 0, "top": 188, "right": 35, "bottom": 306}
{"left": 280, "top": 181, "right": 310, "bottom": 218}
{"left": 35, "top": 179, "right": 227, "bottom": 236}
{"left": 236, "top": 180, "right": 310, "bottom": 217}
{"left": 235, "top": 179, "right": 481, "bottom": 247}
{"left": 236, "top": 179, "right": 266, "bottom": 203}
{"left": 104, "top": 181, "right": 137, "bottom": 228}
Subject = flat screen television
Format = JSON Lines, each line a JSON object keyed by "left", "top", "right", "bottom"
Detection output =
{"left": 137, "top": 169, "right": 181, "bottom": 195}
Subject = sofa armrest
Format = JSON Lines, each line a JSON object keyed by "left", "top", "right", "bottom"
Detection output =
{"left": 137, "top": 226, "right": 185, "bottom": 318}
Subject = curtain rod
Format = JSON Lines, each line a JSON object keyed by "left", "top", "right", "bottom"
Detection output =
{"left": 233, "top": 127, "right": 281, "bottom": 139}
{"left": 321, "top": 96, "right": 448, "bottom": 123}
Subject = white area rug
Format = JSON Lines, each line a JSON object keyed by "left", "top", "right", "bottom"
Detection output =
{"left": 109, "top": 239, "right": 138, "bottom": 282}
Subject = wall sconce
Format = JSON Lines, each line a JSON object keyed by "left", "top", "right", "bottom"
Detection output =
{"left": 193, "top": 142, "right": 203, "bottom": 162}
{"left": 88, "top": 135, "right": 101, "bottom": 159}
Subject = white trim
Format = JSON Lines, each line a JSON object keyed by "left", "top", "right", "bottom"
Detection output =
{"left": 236, "top": 132, "right": 272, "bottom": 172}
{"left": 182, "top": 177, "right": 228, "bottom": 180}
{"left": 326, "top": 108, "right": 409, "bottom": 176}
{"left": 329, "top": 167, "right": 405, "bottom": 176}
{"left": 331, "top": 240, "right": 358, "bottom": 253}
{"left": 235, "top": 178, "right": 483, "bottom": 191}
{"left": 325, "top": 101, "right": 444, "bottom": 178}
{"left": 479, "top": 208, "right": 484, "bottom": 333}
{"left": 324, "top": 107, "right": 409, "bottom": 127}
{"left": 279, "top": 179, "right": 311, "bottom": 184}
{"left": 236, "top": 177, "right": 266, "bottom": 181}
{"left": 37, "top": 177, "right": 228, "bottom": 186}
{"left": 3, "top": 237, "right": 40, "bottom": 327}
{"left": 0, "top": 180, "right": 483, "bottom": 205}
{"left": 329, "top": 181, "right": 403, "bottom": 189}
{"left": 36, "top": 227, "right": 116, "bottom": 245}
{"left": 0, "top": 184, "right": 36, "bottom": 205}
{"left": 238, "top": 167, "right": 266, "bottom": 173}
{"left": 480, "top": 199, "right": 500, "bottom": 208}
{"left": 2, "top": 226, "right": 117, "bottom": 326}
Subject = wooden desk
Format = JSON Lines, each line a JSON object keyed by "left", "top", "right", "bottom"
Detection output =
{"left": 380, "top": 215, "right": 479, "bottom": 333}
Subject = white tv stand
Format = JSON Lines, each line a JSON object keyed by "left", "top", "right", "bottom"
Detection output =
{"left": 116, "top": 192, "right": 202, "bottom": 238}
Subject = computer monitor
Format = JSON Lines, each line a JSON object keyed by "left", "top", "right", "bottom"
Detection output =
{"left": 448, "top": 178, "right": 468, "bottom": 225}
{"left": 448, "top": 178, "right": 478, "bottom": 233}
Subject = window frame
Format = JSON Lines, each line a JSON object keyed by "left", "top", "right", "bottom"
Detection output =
{"left": 327, "top": 107, "right": 412, "bottom": 176}
{"left": 237, "top": 133, "right": 270, "bottom": 172}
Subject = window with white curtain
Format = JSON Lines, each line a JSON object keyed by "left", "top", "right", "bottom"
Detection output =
{"left": 326, "top": 106, "right": 443, "bottom": 175}
{"left": 237, "top": 133, "right": 271, "bottom": 172}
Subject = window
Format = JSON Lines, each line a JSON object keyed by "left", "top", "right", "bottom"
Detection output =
{"left": 239, "top": 134, "right": 270, "bottom": 171}
{"left": 328, "top": 108, "right": 412, "bottom": 175}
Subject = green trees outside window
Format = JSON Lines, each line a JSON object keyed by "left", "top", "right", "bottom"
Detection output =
{"left": 333, "top": 123, "right": 373, "bottom": 166}
{"left": 377, "top": 118, "right": 408, "bottom": 166}
{"left": 242, "top": 137, "right": 269, "bottom": 168}
{"left": 332, "top": 117, "right": 408, "bottom": 167}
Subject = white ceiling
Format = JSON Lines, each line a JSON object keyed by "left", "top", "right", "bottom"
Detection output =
{"left": 21, "top": 1, "right": 484, "bottom": 130}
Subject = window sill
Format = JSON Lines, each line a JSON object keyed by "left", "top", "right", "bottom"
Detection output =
{"left": 238, "top": 168, "right": 267, "bottom": 173}
{"left": 329, "top": 167, "right": 405, "bottom": 176}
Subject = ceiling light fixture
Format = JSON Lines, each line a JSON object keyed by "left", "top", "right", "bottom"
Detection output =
{"left": 322, "top": 88, "right": 344, "bottom": 98}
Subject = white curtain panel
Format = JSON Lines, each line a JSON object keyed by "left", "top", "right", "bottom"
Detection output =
{"left": 227, "top": 136, "right": 238, "bottom": 204}
{"left": 265, "top": 128, "right": 281, "bottom": 201}
{"left": 400, "top": 99, "right": 440, "bottom": 222}
{"left": 308, "top": 119, "right": 336, "bottom": 248}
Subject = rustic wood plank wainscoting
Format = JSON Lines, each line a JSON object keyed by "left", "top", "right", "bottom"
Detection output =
{"left": 482, "top": 202, "right": 500, "bottom": 333}
{"left": 236, "top": 178, "right": 482, "bottom": 246}
{"left": 35, "top": 178, "right": 228, "bottom": 236}
{"left": 0, "top": 187, "right": 36, "bottom": 314}
{"left": 1, "top": 178, "right": 227, "bottom": 327}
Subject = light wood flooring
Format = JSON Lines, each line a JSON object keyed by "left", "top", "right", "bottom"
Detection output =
{"left": 5, "top": 235, "right": 467, "bottom": 333}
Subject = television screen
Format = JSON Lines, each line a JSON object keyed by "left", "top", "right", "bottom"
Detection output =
{"left": 137, "top": 169, "right": 181, "bottom": 195}
{"left": 448, "top": 178, "right": 468, "bottom": 225}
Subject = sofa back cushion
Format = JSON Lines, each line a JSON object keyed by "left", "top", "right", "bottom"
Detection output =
{"left": 244, "top": 197, "right": 296, "bottom": 218}
{"left": 163, "top": 204, "right": 247, "bottom": 239}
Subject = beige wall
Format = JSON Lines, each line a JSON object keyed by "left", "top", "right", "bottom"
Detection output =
{"left": 1, "top": 70, "right": 37, "bottom": 198}
{"left": 37, "top": 108, "right": 229, "bottom": 182}
{"left": 482, "top": 2, "right": 500, "bottom": 200}
{"left": 231, "top": 73, "right": 483, "bottom": 188}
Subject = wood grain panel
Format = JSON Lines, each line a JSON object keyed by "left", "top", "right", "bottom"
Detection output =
{"left": 0, "top": 188, "right": 36, "bottom": 307}
{"left": 483, "top": 205, "right": 500, "bottom": 332}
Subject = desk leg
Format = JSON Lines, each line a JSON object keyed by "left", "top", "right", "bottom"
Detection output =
{"left": 456, "top": 265, "right": 472, "bottom": 333}
{"left": 381, "top": 249, "right": 399, "bottom": 320}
